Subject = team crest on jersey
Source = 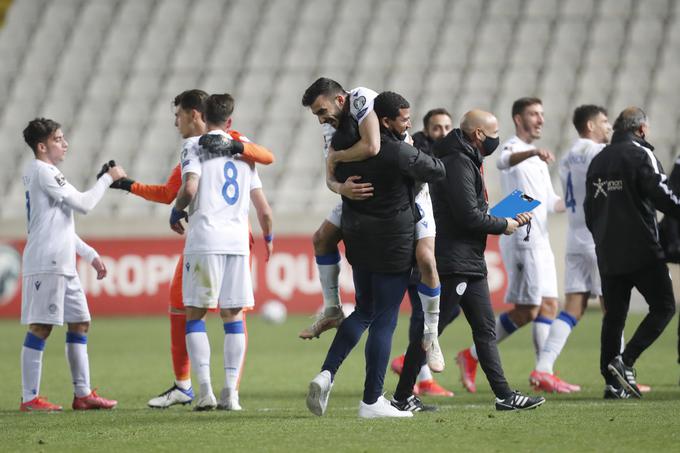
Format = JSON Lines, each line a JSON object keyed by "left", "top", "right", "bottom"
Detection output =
{"left": 54, "top": 174, "right": 66, "bottom": 187}
{"left": 353, "top": 95, "right": 366, "bottom": 111}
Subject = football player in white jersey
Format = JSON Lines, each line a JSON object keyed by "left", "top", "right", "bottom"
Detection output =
{"left": 457, "top": 98, "right": 567, "bottom": 393}
{"left": 170, "top": 94, "right": 270, "bottom": 411}
{"left": 19, "top": 118, "right": 126, "bottom": 412}
{"left": 300, "top": 78, "right": 444, "bottom": 373}
{"left": 527, "top": 105, "right": 610, "bottom": 392}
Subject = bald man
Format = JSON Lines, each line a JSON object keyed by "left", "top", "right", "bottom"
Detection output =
{"left": 392, "top": 110, "right": 545, "bottom": 411}
{"left": 585, "top": 107, "right": 680, "bottom": 398}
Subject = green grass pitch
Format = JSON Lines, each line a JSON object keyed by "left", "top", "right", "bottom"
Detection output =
{"left": 1, "top": 311, "right": 679, "bottom": 452}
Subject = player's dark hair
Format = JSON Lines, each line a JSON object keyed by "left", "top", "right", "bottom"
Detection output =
{"left": 374, "top": 91, "right": 410, "bottom": 121}
{"left": 23, "top": 118, "right": 61, "bottom": 153}
{"left": 173, "top": 89, "right": 208, "bottom": 114}
{"left": 572, "top": 105, "right": 608, "bottom": 134}
{"left": 423, "top": 108, "right": 451, "bottom": 129}
{"left": 301, "top": 77, "right": 345, "bottom": 107}
{"left": 204, "top": 93, "right": 235, "bottom": 125}
{"left": 511, "top": 97, "right": 542, "bottom": 117}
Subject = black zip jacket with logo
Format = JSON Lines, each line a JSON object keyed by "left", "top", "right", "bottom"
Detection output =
{"left": 430, "top": 129, "right": 507, "bottom": 277}
{"left": 584, "top": 131, "right": 680, "bottom": 275}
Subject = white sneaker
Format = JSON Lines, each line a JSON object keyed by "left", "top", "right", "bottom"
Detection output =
{"left": 217, "top": 388, "right": 242, "bottom": 411}
{"left": 147, "top": 384, "right": 194, "bottom": 409}
{"left": 423, "top": 327, "right": 445, "bottom": 373}
{"left": 358, "top": 396, "right": 413, "bottom": 419}
{"left": 193, "top": 386, "right": 217, "bottom": 411}
{"left": 306, "top": 370, "right": 333, "bottom": 416}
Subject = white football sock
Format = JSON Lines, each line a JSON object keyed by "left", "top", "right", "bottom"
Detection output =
{"left": 417, "top": 283, "right": 440, "bottom": 332}
{"left": 175, "top": 379, "right": 192, "bottom": 390}
{"left": 535, "top": 312, "right": 578, "bottom": 373}
{"left": 316, "top": 253, "right": 342, "bottom": 311}
{"left": 417, "top": 364, "right": 433, "bottom": 383}
{"left": 532, "top": 316, "right": 553, "bottom": 360}
{"left": 21, "top": 333, "right": 45, "bottom": 403}
{"left": 186, "top": 320, "right": 211, "bottom": 388}
{"left": 223, "top": 321, "right": 246, "bottom": 392}
{"left": 65, "top": 332, "right": 91, "bottom": 397}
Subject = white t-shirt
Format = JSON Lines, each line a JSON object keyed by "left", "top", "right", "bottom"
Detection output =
{"left": 559, "top": 137, "right": 605, "bottom": 253}
{"left": 181, "top": 130, "right": 262, "bottom": 255}
{"left": 22, "top": 160, "right": 103, "bottom": 276}
{"left": 322, "top": 86, "right": 378, "bottom": 157}
{"left": 497, "top": 135, "right": 562, "bottom": 249}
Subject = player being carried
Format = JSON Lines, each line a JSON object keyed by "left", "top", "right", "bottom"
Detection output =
{"left": 300, "top": 78, "right": 444, "bottom": 372}
{"left": 170, "top": 94, "right": 271, "bottom": 411}
{"left": 110, "top": 89, "right": 274, "bottom": 408}
{"left": 19, "top": 118, "right": 126, "bottom": 412}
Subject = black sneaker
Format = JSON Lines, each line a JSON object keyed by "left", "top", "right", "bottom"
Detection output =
{"left": 603, "top": 384, "right": 630, "bottom": 399}
{"left": 391, "top": 395, "right": 438, "bottom": 412}
{"left": 495, "top": 391, "right": 545, "bottom": 411}
{"left": 607, "top": 355, "right": 641, "bottom": 398}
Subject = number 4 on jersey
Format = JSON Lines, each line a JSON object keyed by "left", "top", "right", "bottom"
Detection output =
{"left": 565, "top": 172, "right": 576, "bottom": 213}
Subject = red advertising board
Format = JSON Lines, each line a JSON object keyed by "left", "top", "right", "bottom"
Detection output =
{"left": 0, "top": 236, "right": 508, "bottom": 317}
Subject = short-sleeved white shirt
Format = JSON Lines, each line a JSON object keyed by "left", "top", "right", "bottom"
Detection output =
{"left": 321, "top": 86, "right": 378, "bottom": 157}
{"left": 181, "top": 131, "right": 262, "bottom": 255}
{"left": 559, "top": 138, "right": 605, "bottom": 253}
{"left": 497, "top": 136, "right": 562, "bottom": 249}
{"left": 22, "top": 160, "right": 86, "bottom": 276}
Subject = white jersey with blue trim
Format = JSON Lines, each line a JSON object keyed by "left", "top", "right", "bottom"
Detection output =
{"left": 321, "top": 86, "right": 378, "bottom": 158}
{"left": 21, "top": 160, "right": 102, "bottom": 276}
{"left": 497, "top": 135, "right": 562, "bottom": 249}
{"left": 559, "top": 137, "right": 605, "bottom": 253}
{"left": 180, "top": 131, "right": 262, "bottom": 255}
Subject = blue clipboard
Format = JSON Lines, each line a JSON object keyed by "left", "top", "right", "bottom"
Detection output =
{"left": 490, "top": 190, "right": 541, "bottom": 218}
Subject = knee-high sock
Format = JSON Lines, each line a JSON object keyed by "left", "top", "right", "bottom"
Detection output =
{"left": 65, "top": 332, "right": 91, "bottom": 397}
{"left": 470, "top": 312, "right": 518, "bottom": 360}
{"left": 21, "top": 333, "right": 45, "bottom": 403}
{"left": 185, "top": 320, "right": 211, "bottom": 395}
{"left": 536, "top": 311, "right": 578, "bottom": 374}
{"left": 316, "top": 253, "right": 342, "bottom": 311}
{"left": 223, "top": 320, "right": 246, "bottom": 392}
{"left": 417, "top": 282, "right": 440, "bottom": 332}
{"left": 532, "top": 316, "right": 554, "bottom": 360}
{"left": 170, "top": 312, "right": 191, "bottom": 388}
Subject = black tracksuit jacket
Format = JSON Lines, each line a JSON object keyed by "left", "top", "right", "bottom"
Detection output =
{"left": 334, "top": 129, "right": 446, "bottom": 273}
{"left": 430, "top": 129, "right": 508, "bottom": 277}
{"left": 584, "top": 130, "right": 680, "bottom": 275}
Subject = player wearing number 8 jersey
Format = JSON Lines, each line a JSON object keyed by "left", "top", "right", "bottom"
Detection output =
{"left": 172, "top": 94, "right": 267, "bottom": 411}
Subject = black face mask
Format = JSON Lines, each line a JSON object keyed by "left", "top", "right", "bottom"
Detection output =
{"left": 481, "top": 135, "right": 500, "bottom": 156}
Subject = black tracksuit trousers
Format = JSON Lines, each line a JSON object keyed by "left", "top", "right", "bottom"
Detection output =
{"left": 395, "top": 274, "right": 512, "bottom": 400}
{"left": 600, "top": 260, "right": 676, "bottom": 384}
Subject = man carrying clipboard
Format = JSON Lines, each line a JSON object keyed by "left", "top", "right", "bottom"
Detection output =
{"left": 394, "top": 109, "right": 545, "bottom": 411}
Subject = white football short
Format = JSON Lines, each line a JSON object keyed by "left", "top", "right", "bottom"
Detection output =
{"left": 502, "top": 245, "right": 558, "bottom": 306}
{"left": 182, "top": 254, "right": 254, "bottom": 309}
{"left": 564, "top": 251, "right": 602, "bottom": 296}
{"left": 21, "top": 274, "right": 90, "bottom": 325}
{"left": 415, "top": 184, "right": 436, "bottom": 240}
{"left": 326, "top": 201, "right": 342, "bottom": 228}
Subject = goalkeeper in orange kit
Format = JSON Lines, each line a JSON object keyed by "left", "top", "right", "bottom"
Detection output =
{"left": 111, "top": 90, "right": 274, "bottom": 408}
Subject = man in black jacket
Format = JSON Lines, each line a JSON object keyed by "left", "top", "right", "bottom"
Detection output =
{"left": 393, "top": 109, "right": 545, "bottom": 411}
{"left": 585, "top": 107, "right": 680, "bottom": 398}
{"left": 305, "top": 92, "right": 446, "bottom": 419}
{"left": 412, "top": 108, "right": 453, "bottom": 156}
